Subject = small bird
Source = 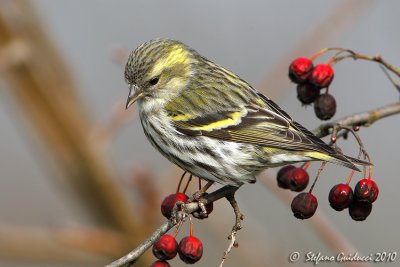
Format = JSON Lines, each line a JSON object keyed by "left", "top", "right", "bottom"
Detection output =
{"left": 125, "top": 38, "right": 363, "bottom": 187}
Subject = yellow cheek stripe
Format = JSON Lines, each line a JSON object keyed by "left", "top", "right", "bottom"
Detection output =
{"left": 150, "top": 45, "right": 191, "bottom": 78}
{"left": 192, "top": 111, "right": 244, "bottom": 131}
{"left": 166, "top": 77, "right": 187, "bottom": 91}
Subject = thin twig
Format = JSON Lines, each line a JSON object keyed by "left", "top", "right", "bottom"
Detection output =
{"left": 309, "top": 161, "right": 327, "bottom": 193}
{"left": 219, "top": 231, "right": 237, "bottom": 267}
{"left": 333, "top": 51, "right": 400, "bottom": 78}
{"left": 379, "top": 65, "right": 400, "bottom": 93}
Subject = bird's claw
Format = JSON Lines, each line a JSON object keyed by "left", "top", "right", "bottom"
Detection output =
{"left": 192, "top": 197, "right": 209, "bottom": 219}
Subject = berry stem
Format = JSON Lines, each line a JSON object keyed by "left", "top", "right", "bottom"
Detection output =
{"left": 346, "top": 170, "right": 355, "bottom": 185}
{"left": 189, "top": 216, "right": 193, "bottom": 237}
{"left": 310, "top": 47, "right": 354, "bottom": 62}
{"left": 347, "top": 148, "right": 363, "bottom": 185}
{"left": 301, "top": 162, "right": 312, "bottom": 171}
{"left": 311, "top": 47, "right": 329, "bottom": 61}
{"left": 183, "top": 174, "right": 193, "bottom": 194}
{"left": 335, "top": 125, "right": 373, "bottom": 172}
{"left": 177, "top": 171, "right": 187, "bottom": 193}
{"left": 328, "top": 49, "right": 354, "bottom": 66}
{"left": 174, "top": 219, "right": 184, "bottom": 238}
{"left": 309, "top": 161, "right": 327, "bottom": 193}
{"left": 367, "top": 165, "right": 373, "bottom": 180}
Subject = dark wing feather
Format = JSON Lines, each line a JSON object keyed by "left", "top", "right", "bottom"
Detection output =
{"left": 171, "top": 95, "right": 336, "bottom": 155}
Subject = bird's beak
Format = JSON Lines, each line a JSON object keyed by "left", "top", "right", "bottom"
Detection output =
{"left": 126, "top": 85, "right": 143, "bottom": 109}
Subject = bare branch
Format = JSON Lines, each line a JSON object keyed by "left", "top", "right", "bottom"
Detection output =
{"left": 314, "top": 102, "right": 400, "bottom": 138}
{"left": 333, "top": 51, "right": 400, "bottom": 79}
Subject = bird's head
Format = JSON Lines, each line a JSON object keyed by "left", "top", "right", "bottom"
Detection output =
{"left": 124, "top": 38, "right": 194, "bottom": 109}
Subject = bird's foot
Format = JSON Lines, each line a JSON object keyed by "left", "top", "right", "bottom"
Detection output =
{"left": 188, "top": 181, "right": 214, "bottom": 202}
{"left": 188, "top": 181, "right": 214, "bottom": 219}
{"left": 192, "top": 196, "right": 209, "bottom": 219}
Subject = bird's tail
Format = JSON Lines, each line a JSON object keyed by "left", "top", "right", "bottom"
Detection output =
{"left": 303, "top": 151, "right": 372, "bottom": 171}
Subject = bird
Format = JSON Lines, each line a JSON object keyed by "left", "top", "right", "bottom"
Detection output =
{"left": 124, "top": 38, "right": 366, "bottom": 188}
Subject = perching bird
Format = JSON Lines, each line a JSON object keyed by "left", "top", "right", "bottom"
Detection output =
{"left": 125, "top": 38, "right": 364, "bottom": 187}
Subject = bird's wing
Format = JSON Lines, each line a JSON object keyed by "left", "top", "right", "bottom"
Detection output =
{"left": 168, "top": 88, "right": 336, "bottom": 155}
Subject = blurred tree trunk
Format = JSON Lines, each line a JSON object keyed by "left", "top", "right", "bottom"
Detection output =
{"left": 0, "top": 0, "right": 151, "bottom": 265}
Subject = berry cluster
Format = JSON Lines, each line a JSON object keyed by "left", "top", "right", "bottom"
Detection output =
{"left": 277, "top": 165, "right": 379, "bottom": 221}
{"left": 276, "top": 164, "right": 317, "bottom": 219}
{"left": 329, "top": 179, "right": 379, "bottom": 221}
{"left": 288, "top": 57, "right": 336, "bottom": 120}
{"left": 151, "top": 192, "right": 206, "bottom": 266}
{"left": 151, "top": 233, "right": 203, "bottom": 266}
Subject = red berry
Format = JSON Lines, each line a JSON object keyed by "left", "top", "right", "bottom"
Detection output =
{"left": 314, "top": 94, "right": 336, "bottom": 120}
{"left": 178, "top": 236, "right": 203, "bottom": 264}
{"left": 192, "top": 193, "right": 214, "bottom": 219}
{"left": 277, "top": 165, "right": 296, "bottom": 189}
{"left": 354, "top": 179, "right": 379, "bottom": 203}
{"left": 289, "top": 57, "right": 314, "bottom": 84}
{"left": 349, "top": 201, "right": 372, "bottom": 221}
{"left": 152, "top": 234, "right": 178, "bottom": 260}
{"left": 290, "top": 168, "right": 309, "bottom": 192}
{"left": 150, "top": 260, "right": 171, "bottom": 267}
{"left": 161, "top": 193, "right": 189, "bottom": 219}
{"left": 297, "top": 83, "right": 320, "bottom": 105}
{"left": 291, "top": 192, "right": 318, "bottom": 219}
{"left": 309, "top": 64, "right": 334, "bottom": 88}
{"left": 329, "top": 183, "right": 353, "bottom": 211}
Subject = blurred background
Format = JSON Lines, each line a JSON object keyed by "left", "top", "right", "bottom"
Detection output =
{"left": 0, "top": 0, "right": 399, "bottom": 266}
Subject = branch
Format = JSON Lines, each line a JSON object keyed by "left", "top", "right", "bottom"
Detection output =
{"left": 333, "top": 51, "right": 400, "bottom": 79}
{"left": 105, "top": 186, "right": 238, "bottom": 267}
{"left": 314, "top": 102, "right": 400, "bottom": 138}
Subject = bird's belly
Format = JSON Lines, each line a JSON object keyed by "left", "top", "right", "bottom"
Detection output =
{"left": 139, "top": 114, "right": 257, "bottom": 186}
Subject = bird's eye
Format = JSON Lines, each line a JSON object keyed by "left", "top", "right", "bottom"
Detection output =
{"left": 149, "top": 77, "right": 159, "bottom": 86}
